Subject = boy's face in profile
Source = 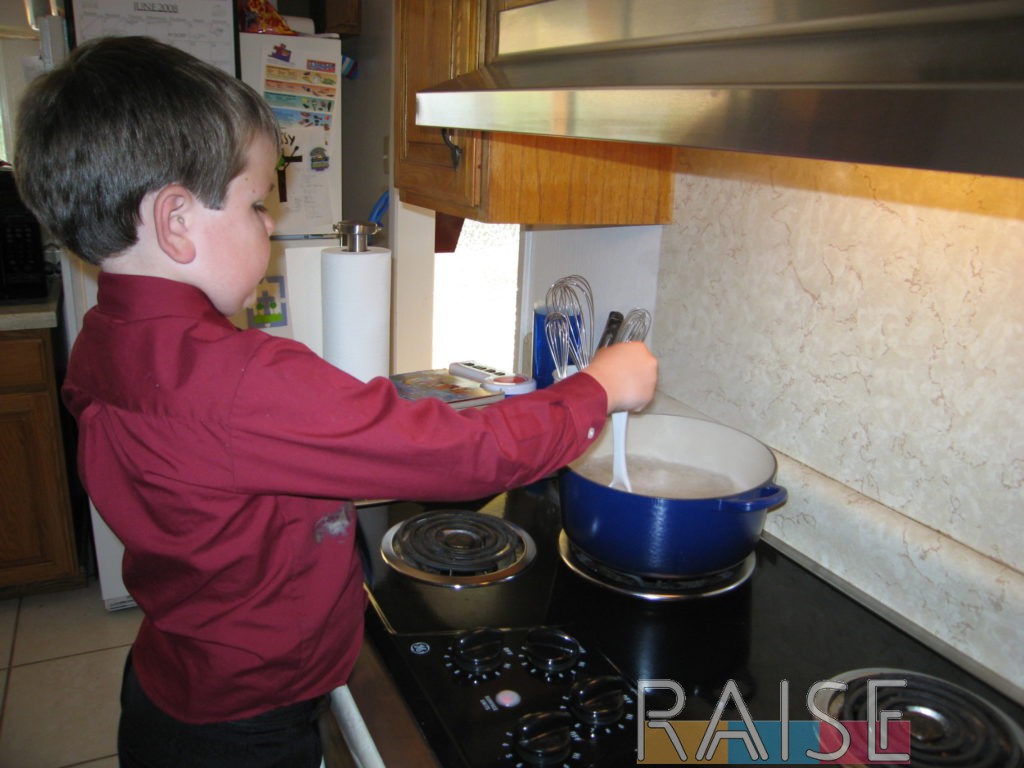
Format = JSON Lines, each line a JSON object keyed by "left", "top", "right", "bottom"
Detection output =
{"left": 189, "top": 136, "right": 278, "bottom": 315}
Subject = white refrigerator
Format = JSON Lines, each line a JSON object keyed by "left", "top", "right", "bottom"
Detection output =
{"left": 232, "top": 31, "right": 345, "bottom": 354}
{"left": 69, "top": 31, "right": 345, "bottom": 610}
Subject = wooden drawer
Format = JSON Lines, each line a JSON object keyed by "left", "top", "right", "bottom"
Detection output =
{"left": 0, "top": 331, "right": 50, "bottom": 390}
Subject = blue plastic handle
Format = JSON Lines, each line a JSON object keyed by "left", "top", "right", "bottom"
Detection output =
{"left": 368, "top": 190, "right": 389, "bottom": 225}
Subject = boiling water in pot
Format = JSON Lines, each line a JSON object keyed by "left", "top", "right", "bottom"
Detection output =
{"left": 576, "top": 455, "right": 741, "bottom": 499}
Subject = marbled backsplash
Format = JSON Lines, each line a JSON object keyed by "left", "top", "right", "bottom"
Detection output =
{"left": 653, "top": 149, "right": 1024, "bottom": 698}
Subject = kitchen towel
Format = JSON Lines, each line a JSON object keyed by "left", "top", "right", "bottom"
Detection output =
{"left": 321, "top": 246, "right": 392, "bottom": 382}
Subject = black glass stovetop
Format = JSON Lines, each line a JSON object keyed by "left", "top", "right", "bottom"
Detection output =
{"left": 357, "top": 481, "right": 1024, "bottom": 768}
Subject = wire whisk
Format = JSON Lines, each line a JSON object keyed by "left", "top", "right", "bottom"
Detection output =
{"left": 615, "top": 308, "right": 652, "bottom": 343}
{"left": 544, "top": 311, "right": 573, "bottom": 381}
{"left": 545, "top": 275, "right": 595, "bottom": 369}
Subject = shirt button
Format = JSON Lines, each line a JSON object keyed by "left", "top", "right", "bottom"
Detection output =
{"left": 587, "top": 427, "right": 596, "bottom": 440}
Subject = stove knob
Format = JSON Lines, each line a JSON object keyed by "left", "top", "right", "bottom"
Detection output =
{"left": 524, "top": 627, "right": 580, "bottom": 673}
{"left": 451, "top": 628, "right": 505, "bottom": 675}
{"left": 514, "top": 710, "right": 573, "bottom": 766}
{"left": 570, "top": 675, "right": 627, "bottom": 728}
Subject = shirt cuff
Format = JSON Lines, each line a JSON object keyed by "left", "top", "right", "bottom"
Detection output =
{"left": 545, "top": 371, "right": 608, "bottom": 444}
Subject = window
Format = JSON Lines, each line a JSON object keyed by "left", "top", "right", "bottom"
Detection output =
{"left": 0, "top": 31, "right": 47, "bottom": 163}
{"left": 432, "top": 220, "right": 520, "bottom": 373}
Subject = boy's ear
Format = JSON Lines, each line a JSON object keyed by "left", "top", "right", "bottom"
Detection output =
{"left": 152, "top": 184, "right": 197, "bottom": 264}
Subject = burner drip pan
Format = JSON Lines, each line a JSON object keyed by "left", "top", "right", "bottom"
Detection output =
{"left": 381, "top": 510, "right": 536, "bottom": 587}
{"left": 558, "top": 531, "right": 755, "bottom": 601}
{"left": 815, "top": 669, "right": 1024, "bottom": 768}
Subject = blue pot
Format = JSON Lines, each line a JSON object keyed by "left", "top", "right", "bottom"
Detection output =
{"left": 560, "top": 414, "right": 787, "bottom": 577}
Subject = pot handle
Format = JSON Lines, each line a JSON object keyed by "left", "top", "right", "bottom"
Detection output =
{"left": 719, "top": 484, "right": 788, "bottom": 513}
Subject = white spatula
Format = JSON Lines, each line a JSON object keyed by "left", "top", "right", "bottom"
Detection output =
{"left": 607, "top": 307, "right": 651, "bottom": 493}
{"left": 610, "top": 411, "right": 632, "bottom": 492}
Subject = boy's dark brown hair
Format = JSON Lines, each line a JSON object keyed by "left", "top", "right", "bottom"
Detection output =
{"left": 15, "top": 35, "right": 279, "bottom": 265}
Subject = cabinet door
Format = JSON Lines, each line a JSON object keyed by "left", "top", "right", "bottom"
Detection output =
{"left": 324, "top": 0, "right": 361, "bottom": 35}
{"left": 394, "top": 0, "right": 483, "bottom": 213}
{"left": 394, "top": 0, "right": 674, "bottom": 224}
{"left": 0, "top": 329, "right": 79, "bottom": 592}
{"left": 0, "top": 391, "right": 77, "bottom": 588}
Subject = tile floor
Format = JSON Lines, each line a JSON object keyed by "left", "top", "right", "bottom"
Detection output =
{"left": 0, "top": 584, "right": 354, "bottom": 768}
{"left": 0, "top": 582, "right": 141, "bottom": 768}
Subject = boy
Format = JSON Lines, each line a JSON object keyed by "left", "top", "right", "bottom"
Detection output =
{"left": 15, "top": 36, "right": 657, "bottom": 767}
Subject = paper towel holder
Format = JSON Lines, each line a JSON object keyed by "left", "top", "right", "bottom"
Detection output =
{"left": 333, "top": 220, "right": 382, "bottom": 252}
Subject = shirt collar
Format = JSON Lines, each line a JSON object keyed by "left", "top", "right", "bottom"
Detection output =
{"left": 96, "top": 271, "right": 233, "bottom": 327}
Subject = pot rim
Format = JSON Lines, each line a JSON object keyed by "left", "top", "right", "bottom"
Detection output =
{"left": 567, "top": 413, "right": 780, "bottom": 502}
{"left": 562, "top": 465, "right": 781, "bottom": 503}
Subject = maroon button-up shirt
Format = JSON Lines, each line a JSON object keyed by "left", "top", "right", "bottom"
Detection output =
{"left": 63, "top": 272, "right": 606, "bottom": 723}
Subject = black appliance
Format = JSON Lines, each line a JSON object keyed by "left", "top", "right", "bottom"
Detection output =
{"left": 0, "top": 167, "right": 49, "bottom": 303}
{"left": 361, "top": 481, "right": 1024, "bottom": 768}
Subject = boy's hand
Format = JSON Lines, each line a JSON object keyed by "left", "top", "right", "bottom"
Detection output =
{"left": 585, "top": 342, "right": 658, "bottom": 414}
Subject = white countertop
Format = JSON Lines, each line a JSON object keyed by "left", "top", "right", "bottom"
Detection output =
{"left": 0, "top": 278, "right": 60, "bottom": 331}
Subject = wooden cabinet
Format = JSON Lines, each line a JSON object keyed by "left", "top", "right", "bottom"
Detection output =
{"left": 0, "top": 328, "right": 81, "bottom": 594}
{"left": 277, "top": 1, "right": 360, "bottom": 36}
{"left": 324, "top": 0, "right": 360, "bottom": 36}
{"left": 395, "top": 0, "right": 484, "bottom": 216}
{"left": 393, "top": 0, "right": 675, "bottom": 225}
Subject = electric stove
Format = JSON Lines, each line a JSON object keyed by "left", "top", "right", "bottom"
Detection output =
{"left": 358, "top": 481, "right": 1024, "bottom": 767}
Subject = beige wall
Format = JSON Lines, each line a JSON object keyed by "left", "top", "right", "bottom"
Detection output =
{"left": 654, "top": 148, "right": 1024, "bottom": 696}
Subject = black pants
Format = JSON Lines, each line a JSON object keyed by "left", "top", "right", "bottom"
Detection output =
{"left": 118, "top": 653, "right": 326, "bottom": 768}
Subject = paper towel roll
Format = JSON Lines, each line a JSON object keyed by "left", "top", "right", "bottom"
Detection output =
{"left": 321, "top": 246, "right": 391, "bottom": 381}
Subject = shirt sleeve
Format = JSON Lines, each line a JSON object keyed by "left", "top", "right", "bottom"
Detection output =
{"left": 226, "top": 337, "right": 608, "bottom": 502}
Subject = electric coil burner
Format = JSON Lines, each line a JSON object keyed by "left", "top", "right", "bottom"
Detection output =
{"left": 557, "top": 531, "right": 755, "bottom": 601}
{"left": 380, "top": 509, "right": 536, "bottom": 587}
{"left": 815, "top": 669, "right": 1024, "bottom": 768}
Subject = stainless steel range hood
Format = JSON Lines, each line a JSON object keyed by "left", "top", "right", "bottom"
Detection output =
{"left": 416, "top": 0, "right": 1024, "bottom": 179}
